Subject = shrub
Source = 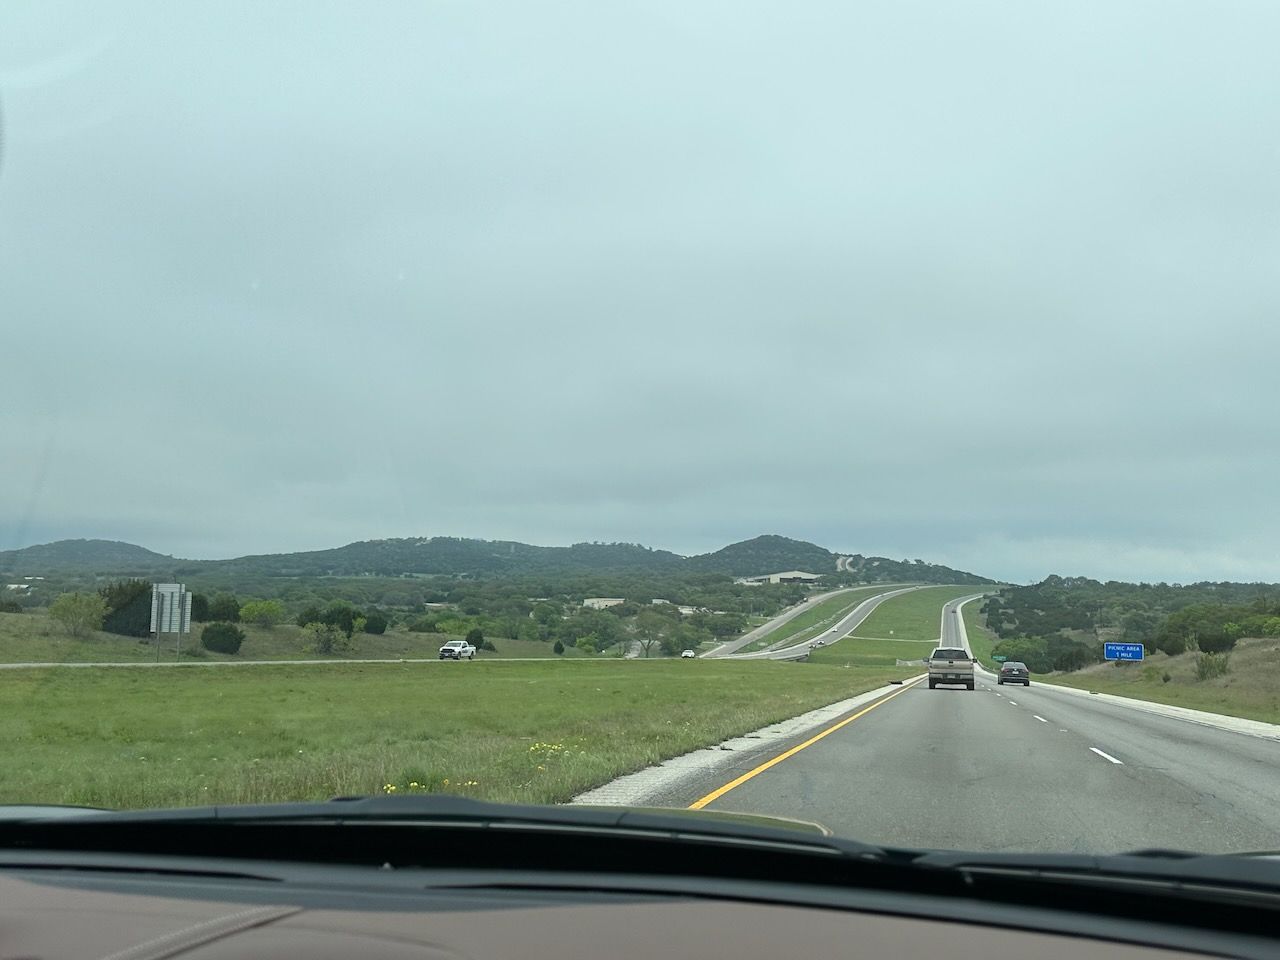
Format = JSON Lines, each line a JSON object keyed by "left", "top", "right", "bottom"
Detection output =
{"left": 408, "top": 616, "right": 439, "bottom": 633}
{"left": 190, "top": 593, "right": 210, "bottom": 622}
{"left": 49, "top": 592, "right": 108, "bottom": 637}
{"left": 1154, "top": 633, "right": 1188, "bottom": 656}
{"left": 240, "top": 599, "right": 285, "bottom": 628}
{"left": 0, "top": 599, "right": 22, "bottom": 614}
{"left": 296, "top": 604, "right": 323, "bottom": 627}
{"left": 1162, "top": 672, "right": 1172, "bottom": 683}
{"left": 553, "top": 639, "right": 565, "bottom": 655}
{"left": 98, "top": 579, "right": 153, "bottom": 637}
{"left": 1195, "top": 652, "right": 1230, "bottom": 681}
{"left": 305, "top": 622, "right": 352, "bottom": 655}
{"left": 465, "top": 627, "right": 484, "bottom": 647}
{"left": 201, "top": 622, "right": 246, "bottom": 654}
{"left": 319, "top": 601, "right": 357, "bottom": 637}
{"left": 480, "top": 638, "right": 497, "bottom": 652}
{"left": 364, "top": 611, "right": 389, "bottom": 634}
{"left": 1196, "top": 631, "right": 1237, "bottom": 654}
{"left": 208, "top": 593, "right": 241, "bottom": 623}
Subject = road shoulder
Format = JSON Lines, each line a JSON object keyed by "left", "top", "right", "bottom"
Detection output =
{"left": 570, "top": 675, "right": 925, "bottom": 806}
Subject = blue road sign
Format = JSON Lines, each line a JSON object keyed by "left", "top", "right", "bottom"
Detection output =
{"left": 1104, "top": 642, "right": 1145, "bottom": 661}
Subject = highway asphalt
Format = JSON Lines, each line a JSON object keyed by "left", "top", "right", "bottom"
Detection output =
{"left": 647, "top": 595, "right": 1280, "bottom": 854}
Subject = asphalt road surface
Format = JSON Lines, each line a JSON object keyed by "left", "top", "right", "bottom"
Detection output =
{"left": 650, "top": 596, "right": 1280, "bottom": 854}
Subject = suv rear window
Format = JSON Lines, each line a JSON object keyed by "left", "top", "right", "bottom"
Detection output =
{"left": 931, "top": 649, "right": 969, "bottom": 660}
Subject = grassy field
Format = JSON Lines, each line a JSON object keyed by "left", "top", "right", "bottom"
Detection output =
{"left": 1043, "top": 637, "right": 1280, "bottom": 725}
{"left": 736, "top": 585, "right": 902, "bottom": 653}
{"left": 1, "top": 659, "right": 915, "bottom": 809}
{"left": 0, "top": 611, "right": 587, "bottom": 663}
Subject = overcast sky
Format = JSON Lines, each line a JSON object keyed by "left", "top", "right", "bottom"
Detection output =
{"left": 3, "top": 1, "right": 1278, "bottom": 583}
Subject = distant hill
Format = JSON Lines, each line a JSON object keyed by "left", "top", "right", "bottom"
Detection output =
{"left": 1, "top": 533, "right": 992, "bottom": 584}
{"left": 686, "top": 534, "right": 839, "bottom": 576}
{"left": 188, "top": 538, "right": 687, "bottom": 578}
{"left": 686, "top": 534, "right": 992, "bottom": 585}
{"left": 0, "top": 539, "right": 175, "bottom": 574}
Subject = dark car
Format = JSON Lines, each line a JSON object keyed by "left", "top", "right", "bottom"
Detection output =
{"left": 998, "top": 661, "right": 1030, "bottom": 685}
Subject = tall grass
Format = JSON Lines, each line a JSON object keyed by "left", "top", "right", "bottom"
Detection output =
{"left": 1, "top": 659, "right": 912, "bottom": 809}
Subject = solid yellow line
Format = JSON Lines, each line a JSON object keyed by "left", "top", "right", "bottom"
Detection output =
{"left": 687, "top": 679, "right": 924, "bottom": 810}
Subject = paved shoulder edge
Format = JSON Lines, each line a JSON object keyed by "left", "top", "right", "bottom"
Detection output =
{"left": 1026, "top": 680, "right": 1280, "bottom": 742}
{"left": 569, "top": 675, "right": 925, "bottom": 806}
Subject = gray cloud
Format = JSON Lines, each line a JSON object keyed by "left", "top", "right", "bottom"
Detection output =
{"left": 3, "top": 1, "right": 1279, "bottom": 582}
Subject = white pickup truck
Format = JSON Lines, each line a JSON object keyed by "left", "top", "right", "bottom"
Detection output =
{"left": 925, "top": 647, "right": 975, "bottom": 690}
{"left": 439, "top": 640, "right": 476, "bottom": 661}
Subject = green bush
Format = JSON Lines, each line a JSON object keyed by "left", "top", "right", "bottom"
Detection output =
{"left": 49, "top": 592, "right": 109, "bottom": 638}
{"left": 479, "top": 638, "right": 497, "bottom": 651}
{"left": 553, "top": 639, "right": 565, "bottom": 655}
{"left": 296, "top": 604, "right": 322, "bottom": 627}
{"left": 465, "top": 627, "right": 485, "bottom": 647}
{"left": 240, "top": 599, "right": 285, "bottom": 628}
{"left": 99, "top": 579, "right": 153, "bottom": 637}
{"left": 305, "top": 622, "right": 353, "bottom": 655}
{"left": 1162, "top": 672, "right": 1172, "bottom": 683}
{"left": 201, "top": 622, "right": 246, "bottom": 655}
{"left": 319, "top": 601, "right": 358, "bottom": 637}
{"left": 364, "top": 611, "right": 389, "bottom": 634}
{"left": 1196, "top": 631, "right": 1237, "bottom": 654}
{"left": 1195, "top": 652, "right": 1230, "bottom": 681}
{"left": 208, "top": 593, "right": 241, "bottom": 623}
{"left": 1154, "top": 633, "right": 1188, "bottom": 656}
{"left": 0, "top": 599, "right": 23, "bottom": 614}
{"left": 190, "top": 593, "right": 210, "bottom": 622}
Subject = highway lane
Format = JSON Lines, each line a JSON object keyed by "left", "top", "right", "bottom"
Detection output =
{"left": 646, "top": 593, "right": 1280, "bottom": 854}
{"left": 723, "top": 586, "right": 921, "bottom": 661}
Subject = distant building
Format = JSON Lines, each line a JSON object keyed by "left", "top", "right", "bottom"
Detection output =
{"left": 5, "top": 584, "right": 31, "bottom": 591}
{"left": 735, "top": 570, "right": 822, "bottom": 585}
{"left": 583, "top": 597, "right": 625, "bottom": 610}
{"left": 650, "top": 598, "right": 671, "bottom": 605}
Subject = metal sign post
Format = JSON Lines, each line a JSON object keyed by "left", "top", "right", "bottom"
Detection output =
{"left": 151, "top": 583, "right": 192, "bottom": 660}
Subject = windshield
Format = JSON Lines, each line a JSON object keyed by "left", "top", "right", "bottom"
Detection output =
{"left": 3, "top": 1, "right": 1279, "bottom": 859}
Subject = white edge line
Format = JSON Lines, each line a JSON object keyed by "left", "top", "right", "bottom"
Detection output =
{"left": 1090, "top": 747, "right": 1124, "bottom": 765}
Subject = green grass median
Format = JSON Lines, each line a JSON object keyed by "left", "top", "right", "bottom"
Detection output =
{"left": 808, "top": 585, "right": 983, "bottom": 665}
{"left": 735, "top": 585, "right": 900, "bottom": 653}
{"left": 0, "top": 659, "right": 916, "bottom": 810}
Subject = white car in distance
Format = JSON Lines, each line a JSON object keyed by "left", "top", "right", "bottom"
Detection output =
{"left": 439, "top": 640, "right": 476, "bottom": 660}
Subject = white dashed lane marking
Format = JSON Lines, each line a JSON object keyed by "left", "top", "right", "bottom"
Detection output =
{"left": 1090, "top": 747, "right": 1124, "bottom": 765}
{"left": 1033, "top": 715, "right": 1047, "bottom": 723}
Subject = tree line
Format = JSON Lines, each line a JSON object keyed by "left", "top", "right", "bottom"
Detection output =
{"left": 982, "top": 576, "right": 1280, "bottom": 673}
